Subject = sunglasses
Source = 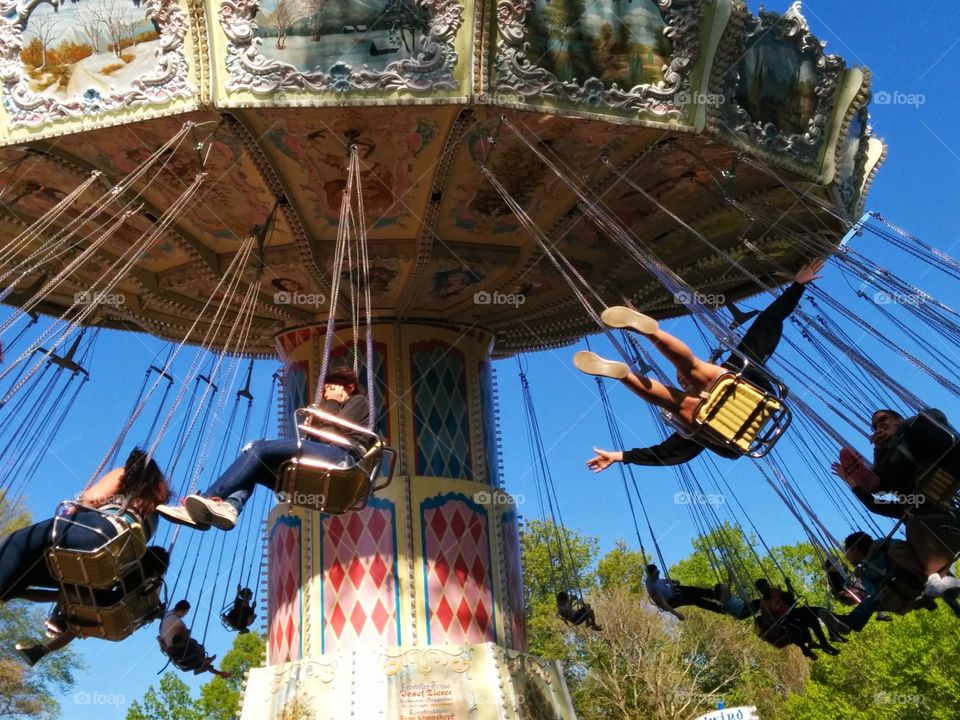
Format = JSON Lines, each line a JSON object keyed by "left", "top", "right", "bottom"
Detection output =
{"left": 871, "top": 415, "right": 892, "bottom": 431}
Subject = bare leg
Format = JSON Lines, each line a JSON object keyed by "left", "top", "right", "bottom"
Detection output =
{"left": 619, "top": 373, "right": 702, "bottom": 424}
{"left": 645, "top": 329, "right": 725, "bottom": 390}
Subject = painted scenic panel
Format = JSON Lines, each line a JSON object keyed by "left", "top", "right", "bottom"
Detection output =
{"left": 254, "top": 0, "right": 429, "bottom": 74}
{"left": 522, "top": 0, "right": 671, "bottom": 87}
{"left": 19, "top": 0, "right": 160, "bottom": 99}
{"left": 735, "top": 32, "right": 818, "bottom": 136}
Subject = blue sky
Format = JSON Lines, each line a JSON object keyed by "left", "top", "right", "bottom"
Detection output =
{"left": 5, "top": 1, "right": 960, "bottom": 717}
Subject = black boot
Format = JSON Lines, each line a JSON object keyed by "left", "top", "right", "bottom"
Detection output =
{"left": 14, "top": 644, "right": 47, "bottom": 667}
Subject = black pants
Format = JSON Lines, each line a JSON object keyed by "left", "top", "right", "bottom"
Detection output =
{"left": 672, "top": 585, "right": 724, "bottom": 614}
{"left": 0, "top": 509, "right": 118, "bottom": 601}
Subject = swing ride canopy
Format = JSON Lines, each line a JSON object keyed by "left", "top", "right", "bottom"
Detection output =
{"left": 0, "top": 0, "right": 883, "bottom": 356}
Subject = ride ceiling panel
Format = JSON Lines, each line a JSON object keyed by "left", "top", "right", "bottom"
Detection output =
{"left": 49, "top": 113, "right": 292, "bottom": 257}
{"left": 240, "top": 106, "right": 458, "bottom": 243}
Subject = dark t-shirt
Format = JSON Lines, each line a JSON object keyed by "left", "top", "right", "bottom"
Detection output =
{"left": 313, "top": 394, "right": 373, "bottom": 449}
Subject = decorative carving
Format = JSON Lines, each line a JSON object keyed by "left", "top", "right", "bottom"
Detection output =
{"left": 0, "top": 0, "right": 191, "bottom": 126}
{"left": 382, "top": 647, "right": 471, "bottom": 676}
{"left": 219, "top": 0, "right": 464, "bottom": 95}
{"left": 719, "top": 1, "right": 844, "bottom": 164}
{"left": 492, "top": 0, "right": 703, "bottom": 118}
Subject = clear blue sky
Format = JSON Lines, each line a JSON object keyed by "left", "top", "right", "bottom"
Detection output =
{"left": 7, "top": 1, "right": 960, "bottom": 717}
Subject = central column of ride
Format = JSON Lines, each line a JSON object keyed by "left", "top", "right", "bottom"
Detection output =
{"left": 239, "top": 321, "right": 576, "bottom": 720}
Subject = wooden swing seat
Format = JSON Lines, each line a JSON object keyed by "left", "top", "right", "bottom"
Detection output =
{"left": 277, "top": 406, "right": 396, "bottom": 515}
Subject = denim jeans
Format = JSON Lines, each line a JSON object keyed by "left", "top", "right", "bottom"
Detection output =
{"left": 203, "top": 438, "right": 357, "bottom": 512}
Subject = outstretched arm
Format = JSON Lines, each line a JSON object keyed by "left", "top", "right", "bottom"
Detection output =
{"left": 587, "top": 434, "right": 706, "bottom": 473}
{"left": 648, "top": 590, "right": 684, "bottom": 620}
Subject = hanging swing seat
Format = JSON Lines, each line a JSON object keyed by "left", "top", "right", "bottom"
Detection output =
{"left": 914, "top": 466, "right": 960, "bottom": 508}
{"left": 671, "top": 364, "right": 791, "bottom": 458}
{"left": 277, "top": 406, "right": 396, "bottom": 515}
{"left": 45, "top": 504, "right": 148, "bottom": 589}
{"left": 58, "top": 579, "right": 163, "bottom": 641}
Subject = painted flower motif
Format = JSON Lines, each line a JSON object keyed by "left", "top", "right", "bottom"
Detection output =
{"left": 328, "top": 62, "right": 353, "bottom": 93}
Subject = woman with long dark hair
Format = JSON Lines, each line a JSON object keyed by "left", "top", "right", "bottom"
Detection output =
{"left": 0, "top": 447, "right": 169, "bottom": 602}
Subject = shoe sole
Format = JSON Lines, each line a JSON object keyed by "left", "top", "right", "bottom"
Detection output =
{"left": 185, "top": 496, "right": 236, "bottom": 531}
{"left": 573, "top": 351, "right": 629, "bottom": 380}
{"left": 158, "top": 506, "right": 210, "bottom": 531}
{"left": 600, "top": 306, "right": 658, "bottom": 334}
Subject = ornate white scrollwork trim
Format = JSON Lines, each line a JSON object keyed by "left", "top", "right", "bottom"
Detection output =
{"left": 0, "top": 0, "right": 192, "bottom": 126}
{"left": 720, "top": 0, "right": 844, "bottom": 164}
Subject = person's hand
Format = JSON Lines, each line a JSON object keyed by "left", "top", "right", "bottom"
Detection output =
{"left": 831, "top": 461, "right": 857, "bottom": 488}
{"left": 323, "top": 383, "right": 349, "bottom": 403}
{"left": 586, "top": 448, "right": 622, "bottom": 473}
{"left": 794, "top": 258, "right": 825, "bottom": 285}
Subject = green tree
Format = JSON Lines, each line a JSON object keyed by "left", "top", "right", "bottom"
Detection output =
{"left": 596, "top": 539, "right": 646, "bottom": 594}
{"left": 520, "top": 519, "right": 598, "bottom": 662}
{"left": 126, "top": 632, "right": 265, "bottom": 720}
{"left": 126, "top": 674, "right": 201, "bottom": 720}
{"left": 784, "top": 605, "right": 960, "bottom": 720}
{"left": 0, "top": 504, "right": 82, "bottom": 719}
{"left": 195, "top": 632, "right": 265, "bottom": 720}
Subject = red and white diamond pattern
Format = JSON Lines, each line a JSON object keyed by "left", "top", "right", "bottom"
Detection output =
{"left": 268, "top": 520, "right": 301, "bottom": 665}
{"left": 501, "top": 516, "right": 526, "bottom": 651}
{"left": 322, "top": 505, "right": 398, "bottom": 652}
{"left": 423, "top": 498, "right": 495, "bottom": 645}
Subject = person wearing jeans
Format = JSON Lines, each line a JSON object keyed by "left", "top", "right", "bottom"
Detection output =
{"left": 158, "top": 365, "right": 371, "bottom": 531}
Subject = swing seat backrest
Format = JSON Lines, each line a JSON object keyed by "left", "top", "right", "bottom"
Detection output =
{"left": 690, "top": 373, "right": 791, "bottom": 457}
{"left": 278, "top": 406, "right": 397, "bottom": 515}
{"left": 59, "top": 580, "right": 162, "bottom": 641}
{"left": 46, "top": 507, "right": 148, "bottom": 589}
{"left": 914, "top": 466, "right": 960, "bottom": 508}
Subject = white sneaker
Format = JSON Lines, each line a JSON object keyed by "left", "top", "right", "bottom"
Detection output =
{"left": 600, "top": 306, "right": 659, "bottom": 334}
{"left": 184, "top": 495, "right": 238, "bottom": 531}
{"left": 573, "top": 351, "right": 629, "bottom": 380}
{"left": 157, "top": 502, "right": 210, "bottom": 530}
{"left": 922, "top": 574, "right": 946, "bottom": 598}
{"left": 939, "top": 575, "right": 960, "bottom": 592}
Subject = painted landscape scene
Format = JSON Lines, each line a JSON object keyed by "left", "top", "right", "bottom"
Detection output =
{"left": 523, "top": 0, "right": 671, "bottom": 88}
{"left": 19, "top": 0, "right": 160, "bottom": 99}
{"left": 254, "top": 0, "right": 429, "bottom": 74}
